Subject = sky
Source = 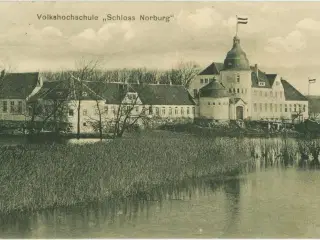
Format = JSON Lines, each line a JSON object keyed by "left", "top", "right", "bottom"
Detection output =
{"left": 1, "top": 1, "right": 320, "bottom": 94}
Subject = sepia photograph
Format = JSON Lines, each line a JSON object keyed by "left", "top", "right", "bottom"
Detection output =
{"left": 0, "top": 1, "right": 320, "bottom": 238}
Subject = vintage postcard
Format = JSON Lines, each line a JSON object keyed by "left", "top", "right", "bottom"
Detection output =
{"left": 0, "top": 1, "right": 320, "bottom": 238}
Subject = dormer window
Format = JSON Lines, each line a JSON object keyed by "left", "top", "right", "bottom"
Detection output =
{"left": 258, "top": 82, "right": 265, "bottom": 87}
{"left": 127, "top": 93, "right": 138, "bottom": 100}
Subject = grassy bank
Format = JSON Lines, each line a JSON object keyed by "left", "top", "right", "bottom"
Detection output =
{"left": 0, "top": 131, "right": 250, "bottom": 214}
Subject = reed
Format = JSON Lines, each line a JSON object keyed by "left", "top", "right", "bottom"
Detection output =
{"left": 0, "top": 131, "right": 250, "bottom": 214}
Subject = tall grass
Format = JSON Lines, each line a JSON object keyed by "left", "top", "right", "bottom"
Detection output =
{"left": 0, "top": 131, "right": 250, "bottom": 214}
{"left": 1, "top": 130, "right": 320, "bottom": 215}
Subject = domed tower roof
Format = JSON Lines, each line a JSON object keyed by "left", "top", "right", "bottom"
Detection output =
{"left": 199, "top": 80, "right": 229, "bottom": 98}
{"left": 223, "top": 36, "right": 250, "bottom": 70}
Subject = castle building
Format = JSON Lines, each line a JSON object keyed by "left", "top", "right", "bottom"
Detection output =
{"left": 189, "top": 36, "right": 309, "bottom": 122}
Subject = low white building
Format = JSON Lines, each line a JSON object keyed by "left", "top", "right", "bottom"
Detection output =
{"left": 29, "top": 80, "right": 196, "bottom": 134}
{"left": 0, "top": 72, "right": 43, "bottom": 122}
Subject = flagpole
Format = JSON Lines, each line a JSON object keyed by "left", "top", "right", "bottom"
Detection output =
{"left": 236, "top": 15, "right": 238, "bottom": 37}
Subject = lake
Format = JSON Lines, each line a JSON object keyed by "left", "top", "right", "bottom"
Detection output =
{"left": 1, "top": 166, "right": 320, "bottom": 238}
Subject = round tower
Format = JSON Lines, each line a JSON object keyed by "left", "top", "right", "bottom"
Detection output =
{"left": 219, "top": 36, "right": 252, "bottom": 120}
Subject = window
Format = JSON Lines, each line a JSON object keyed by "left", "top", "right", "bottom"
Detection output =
{"left": 135, "top": 106, "right": 139, "bottom": 112}
{"left": 10, "top": 101, "right": 14, "bottom": 113}
{"left": 280, "top": 104, "right": 282, "bottom": 112}
{"left": 169, "top": 107, "right": 172, "bottom": 115}
{"left": 83, "top": 109, "right": 88, "bottom": 116}
{"left": 280, "top": 92, "right": 283, "bottom": 98}
{"left": 162, "top": 107, "right": 165, "bottom": 115}
{"left": 275, "top": 104, "right": 277, "bottom": 112}
{"left": 83, "top": 122, "right": 87, "bottom": 127}
{"left": 254, "top": 90, "right": 257, "bottom": 95}
{"left": 241, "top": 89, "right": 244, "bottom": 94}
{"left": 149, "top": 106, "right": 153, "bottom": 114}
{"left": 187, "top": 107, "right": 190, "bottom": 114}
{"left": 192, "top": 107, "right": 195, "bottom": 115}
{"left": 212, "top": 102, "right": 215, "bottom": 105}
{"left": 200, "top": 79, "right": 203, "bottom": 84}
{"left": 156, "top": 107, "right": 159, "bottom": 115}
{"left": 259, "top": 103, "right": 263, "bottom": 112}
{"left": 218, "top": 102, "right": 221, "bottom": 105}
{"left": 265, "top": 103, "right": 268, "bottom": 112}
{"left": 260, "top": 91, "right": 262, "bottom": 97}
{"left": 298, "top": 104, "right": 301, "bottom": 112}
{"left": 2, "top": 101, "right": 7, "bottom": 113}
{"left": 294, "top": 104, "right": 296, "bottom": 112}
{"left": 229, "top": 88, "right": 232, "bottom": 93}
{"left": 112, "top": 106, "right": 116, "bottom": 114}
{"left": 181, "top": 107, "right": 184, "bottom": 115}
{"left": 193, "top": 89, "right": 198, "bottom": 97}
{"left": 275, "top": 92, "right": 278, "bottom": 98}
{"left": 254, "top": 103, "right": 257, "bottom": 112}
{"left": 258, "top": 82, "right": 265, "bottom": 86}
{"left": 208, "top": 102, "right": 211, "bottom": 105}
{"left": 175, "top": 107, "right": 178, "bottom": 115}
{"left": 303, "top": 105, "right": 306, "bottom": 112}
{"left": 17, "top": 101, "right": 22, "bottom": 114}
{"left": 270, "top": 91, "right": 273, "bottom": 97}
{"left": 237, "top": 88, "right": 240, "bottom": 93}
{"left": 285, "top": 104, "right": 287, "bottom": 112}
{"left": 68, "top": 109, "right": 74, "bottom": 116}
{"left": 270, "top": 103, "right": 273, "bottom": 112}
{"left": 265, "top": 92, "right": 268, "bottom": 97}
{"left": 205, "top": 79, "right": 208, "bottom": 83}
{"left": 289, "top": 104, "right": 292, "bottom": 112}
{"left": 236, "top": 74, "right": 240, "bottom": 83}
{"left": 245, "top": 89, "right": 247, "bottom": 94}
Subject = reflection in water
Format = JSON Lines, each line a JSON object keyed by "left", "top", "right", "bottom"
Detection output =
{"left": 1, "top": 168, "right": 320, "bottom": 238}
{"left": 222, "top": 179, "right": 241, "bottom": 236}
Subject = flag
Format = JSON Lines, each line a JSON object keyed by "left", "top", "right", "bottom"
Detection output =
{"left": 309, "top": 79, "right": 316, "bottom": 83}
{"left": 237, "top": 16, "right": 248, "bottom": 24}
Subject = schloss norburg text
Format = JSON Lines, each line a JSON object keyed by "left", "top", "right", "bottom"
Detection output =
{"left": 37, "top": 14, "right": 174, "bottom": 22}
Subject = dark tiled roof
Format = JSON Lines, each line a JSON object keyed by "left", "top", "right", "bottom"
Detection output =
{"left": 250, "top": 67, "right": 272, "bottom": 88}
{"left": 0, "top": 72, "right": 39, "bottom": 99}
{"left": 281, "top": 79, "right": 307, "bottom": 101}
{"left": 266, "top": 74, "right": 277, "bottom": 86}
{"left": 131, "top": 84, "right": 195, "bottom": 105}
{"left": 199, "top": 62, "right": 224, "bottom": 75}
{"left": 30, "top": 80, "right": 195, "bottom": 106}
{"left": 199, "top": 80, "right": 229, "bottom": 98}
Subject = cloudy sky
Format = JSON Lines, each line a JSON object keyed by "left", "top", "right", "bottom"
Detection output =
{"left": 1, "top": 2, "right": 320, "bottom": 94}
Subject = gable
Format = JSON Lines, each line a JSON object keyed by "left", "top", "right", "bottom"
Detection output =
{"left": 199, "top": 62, "right": 224, "bottom": 75}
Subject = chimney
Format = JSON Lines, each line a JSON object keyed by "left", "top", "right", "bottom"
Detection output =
{"left": 254, "top": 64, "right": 258, "bottom": 78}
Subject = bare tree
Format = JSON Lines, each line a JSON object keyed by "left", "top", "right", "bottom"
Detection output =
{"left": 70, "top": 57, "right": 105, "bottom": 139}
{"left": 174, "top": 60, "right": 201, "bottom": 87}
{"left": 111, "top": 83, "right": 151, "bottom": 138}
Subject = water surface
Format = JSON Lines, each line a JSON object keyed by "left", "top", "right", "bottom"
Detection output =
{"left": 1, "top": 167, "right": 320, "bottom": 238}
